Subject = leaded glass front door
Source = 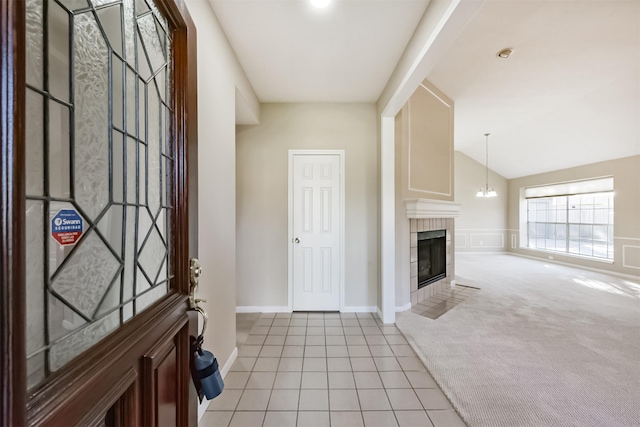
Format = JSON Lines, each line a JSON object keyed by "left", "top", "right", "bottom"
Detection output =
{"left": 2, "top": 0, "right": 197, "bottom": 424}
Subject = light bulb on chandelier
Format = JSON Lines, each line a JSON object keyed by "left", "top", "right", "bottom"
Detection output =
{"left": 476, "top": 133, "right": 497, "bottom": 198}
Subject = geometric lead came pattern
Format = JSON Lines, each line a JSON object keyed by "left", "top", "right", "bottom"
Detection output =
{"left": 25, "top": 0, "right": 174, "bottom": 390}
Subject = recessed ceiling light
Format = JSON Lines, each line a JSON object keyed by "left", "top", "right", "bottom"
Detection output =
{"left": 310, "top": 0, "right": 332, "bottom": 8}
{"left": 497, "top": 48, "right": 514, "bottom": 59}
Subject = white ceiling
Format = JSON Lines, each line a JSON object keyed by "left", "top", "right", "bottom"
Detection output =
{"left": 209, "top": 0, "right": 640, "bottom": 179}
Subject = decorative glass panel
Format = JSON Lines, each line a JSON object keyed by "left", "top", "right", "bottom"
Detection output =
{"left": 25, "top": 0, "right": 175, "bottom": 389}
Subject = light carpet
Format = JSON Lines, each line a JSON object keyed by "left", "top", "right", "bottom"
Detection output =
{"left": 395, "top": 253, "right": 640, "bottom": 427}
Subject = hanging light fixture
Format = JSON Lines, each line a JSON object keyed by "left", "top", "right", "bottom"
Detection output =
{"left": 476, "top": 133, "right": 497, "bottom": 198}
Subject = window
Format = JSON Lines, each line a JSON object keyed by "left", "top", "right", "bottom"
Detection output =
{"left": 525, "top": 179, "right": 614, "bottom": 260}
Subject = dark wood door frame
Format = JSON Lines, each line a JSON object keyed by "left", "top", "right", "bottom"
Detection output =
{"left": 0, "top": 0, "right": 199, "bottom": 424}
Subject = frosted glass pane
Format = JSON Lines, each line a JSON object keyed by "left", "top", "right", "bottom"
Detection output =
{"left": 91, "top": 0, "right": 119, "bottom": 7}
{"left": 136, "top": 283, "right": 167, "bottom": 314}
{"left": 135, "top": 0, "right": 150, "bottom": 16}
{"left": 126, "top": 68, "right": 137, "bottom": 134}
{"left": 138, "top": 226, "right": 165, "bottom": 284}
{"left": 97, "top": 204, "right": 123, "bottom": 257}
{"left": 48, "top": 295, "right": 86, "bottom": 342}
{"left": 126, "top": 137, "right": 137, "bottom": 203}
{"left": 123, "top": 206, "right": 136, "bottom": 301}
{"left": 112, "top": 55, "right": 124, "bottom": 129}
{"left": 112, "top": 130, "right": 124, "bottom": 203}
{"left": 139, "top": 79, "right": 147, "bottom": 141}
{"left": 155, "top": 67, "right": 166, "bottom": 104}
{"left": 136, "top": 34, "right": 152, "bottom": 81}
{"left": 123, "top": 0, "right": 136, "bottom": 65}
{"left": 25, "top": 89, "right": 43, "bottom": 196}
{"left": 49, "top": 311, "right": 119, "bottom": 371}
{"left": 97, "top": 4, "right": 123, "bottom": 57}
{"left": 147, "top": 87, "right": 160, "bottom": 215}
{"left": 138, "top": 14, "right": 165, "bottom": 74}
{"left": 26, "top": 0, "right": 43, "bottom": 89}
{"left": 51, "top": 230, "right": 120, "bottom": 318}
{"left": 49, "top": 100, "right": 71, "bottom": 198}
{"left": 137, "top": 208, "right": 152, "bottom": 251}
{"left": 27, "top": 352, "right": 46, "bottom": 390}
{"left": 95, "top": 277, "right": 121, "bottom": 317}
{"left": 58, "top": 0, "right": 90, "bottom": 10}
{"left": 139, "top": 143, "right": 147, "bottom": 206}
{"left": 48, "top": 1, "right": 70, "bottom": 102}
{"left": 26, "top": 201, "right": 45, "bottom": 355}
{"left": 74, "top": 12, "right": 109, "bottom": 220}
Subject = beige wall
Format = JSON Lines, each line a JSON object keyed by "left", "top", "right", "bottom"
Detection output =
{"left": 394, "top": 80, "right": 455, "bottom": 308}
{"left": 454, "top": 151, "right": 509, "bottom": 252}
{"left": 236, "top": 103, "right": 379, "bottom": 310}
{"left": 185, "top": 0, "right": 259, "bottom": 374}
{"left": 507, "top": 155, "right": 640, "bottom": 276}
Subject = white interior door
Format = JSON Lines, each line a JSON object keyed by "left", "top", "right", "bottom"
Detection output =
{"left": 292, "top": 153, "right": 342, "bottom": 311}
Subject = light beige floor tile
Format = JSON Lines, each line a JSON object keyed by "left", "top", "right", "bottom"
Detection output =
{"left": 330, "top": 411, "right": 365, "bottom": 427}
{"left": 255, "top": 319, "right": 273, "bottom": 327}
{"left": 348, "top": 345, "right": 372, "bottom": 357}
{"left": 373, "top": 357, "right": 402, "bottom": 372}
{"left": 236, "top": 389, "right": 271, "bottom": 411}
{"left": 325, "top": 319, "right": 342, "bottom": 327}
{"left": 327, "top": 357, "right": 352, "bottom": 372}
{"left": 297, "top": 411, "right": 330, "bottom": 427}
{"left": 307, "top": 319, "right": 325, "bottom": 327}
{"left": 301, "top": 372, "right": 328, "bottom": 389}
{"left": 260, "top": 313, "right": 276, "bottom": 319}
{"left": 307, "top": 327, "right": 324, "bottom": 336}
{"left": 386, "top": 389, "right": 423, "bottom": 410}
{"left": 340, "top": 313, "right": 357, "bottom": 319}
{"left": 273, "top": 372, "right": 302, "bottom": 389}
{"left": 238, "top": 345, "right": 261, "bottom": 357}
{"left": 263, "top": 411, "right": 297, "bottom": 427}
{"left": 298, "top": 389, "right": 329, "bottom": 410}
{"left": 415, "top": 389, "right": 452, "bottom": 410}
{"left": 245, "top": 372, "right": 276, "bottom": 389}
{"left": 390, "top": 345, "right": 415, "bottom": 357}
{"left": 228, "top": 411, "right": 265, "bottom": 427}
{"left": 253, "top": 357, "right": 280, "bottom": 372}
{"left": 353, "top": 372, "right": 383, "bottom": 389}
{"left": 328, "top": 372, "right": 356, "bottom": 389}
{"left": 326, "top": 335, "right": 346, "bottom": 345}
{"left": 426, "top": 409, "right": 466, "bottom": 427}
{"left": 272, "top": 319, "right": 291, "bottom": 327}
{"left": 350, "top": 357, "right": 377, "bottom": 372}
{"left": 369, "top": 345, "right": 394, "bottom": 357}
{"left": 365, "top": 335, "right": 388, "bottom": 345}
{"left": 282, "top": 345, "right": 304, "bottom": 358}
{"left": 230, "top": 358, "right": 256, "bottom": 372}
{"left": 275, "top": 313, "right": 292, "bottom": 319}
{"left": 291, "top": 312, "right": 308, "bottom": 319}
{"left": 285, "top": 336, "right": 306, "bottom": 346}
{"left": 342, "top": 319, "right": 360, "bottom": 327}
{"left": 304, "top": 346, "right": 326, "bottom": 358}
{"left": 288, "top": 327, "right": 307, "bottom": 336}
{"left": 384, "top": 335, "right": 407, "bottom": 345}
{"left": 394, "top": 410, "right": 434, "bottom": 427}
{"left": 358, "top": 319, "right": 378, "bottom": 327}
{"left": 267, "top": 389, "right": 299, "bottom": 411}
{"left": 223, "top": 372, "right": 250, "bottom": 389}
{"left": 356, "top": 313, "right": 374, "bottom": 319}
{"left": 362, "top": 411, "right": 398, "bottom": 427}
{"left": 259, "top": 345, "right": 283, "bottom": 358}
{"left": 305, "top": 336, "right": 326, "bottom": 346}
{"left": 278, "top": 357, "right": 303, "bottom": 372}
{"left": 303, "top": 357, "right": 327, "bottom": 372}
{"left": 345, "top": 336, "right": 367, "bottom": 345}
{"left": 344, "top": 326, "right": 364, "bottom": 336}
{"left": 378, "top": 372, "right": 411, "bottom": 389}
{"left": 207, "top": 389, "right": 242, "bottom": 411}
{"left": 200, "top": 410, "right": 233, "bottom": 427}
{"left": 264, "top": 335, "right": 286, "bottom": 345}
{"left": 396, "top": 356, "right": 426, "bottom": 372}
{"left": 325, "top": 326, "right": 344, "bottom": 336}
{"left": 249, "top": 326, "right": 270, "bottom": 335}
{"left": 308, "top": 313, "right": 325, "bottom": 319}
{"left": 326, "top": 345, "right": 348, "bottom": 357}
{"left": 380, "top": 326, "right": 401, "bottom": 335}
{"left": 357, "top": 389, "right": 391, "bottom": 411}
{"left": 362, "top": 326, "right": 383, "bottom": 336}
{"left": 404, "top": 371, "right": 437, "bottom": 388}
{"left": 329, "top": 389, "right": 361, "bottom": 411}
{"left": 290, "top": 319, "right": 307, "bottom": 327}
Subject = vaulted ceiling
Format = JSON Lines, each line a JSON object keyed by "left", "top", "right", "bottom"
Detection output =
{"left": 209, "top": 0, "right": 640, "bottom": 179}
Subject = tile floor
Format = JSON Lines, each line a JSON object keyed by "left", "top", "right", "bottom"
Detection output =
{"left": 410, "top": 285, "right": 480, "bottom": 320}
{"left": 200, "top": 312, "right": 466, "bottom": 427}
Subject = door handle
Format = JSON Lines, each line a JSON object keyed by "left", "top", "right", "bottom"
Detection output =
{"left": 189, "top": 258, "right": 205, "bottom": 309}
{"left": 294, "top": 237, "right": 300, "bottom": 244}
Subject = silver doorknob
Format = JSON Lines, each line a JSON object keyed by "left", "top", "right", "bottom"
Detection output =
{"left": 294, "top": 238, "right": 300, "bottom": 243}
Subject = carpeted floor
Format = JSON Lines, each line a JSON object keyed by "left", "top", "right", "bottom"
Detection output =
{"left": 395, "top": 253, "right": 640, "bottom": 427}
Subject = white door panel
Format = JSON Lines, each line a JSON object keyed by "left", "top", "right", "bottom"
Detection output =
{"left": 292, "top": 154, "right": 341, "bottom": 311}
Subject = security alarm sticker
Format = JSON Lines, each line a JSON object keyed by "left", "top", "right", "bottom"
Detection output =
{"left": 51, "top": 209, "right": 84, "bottom": 246}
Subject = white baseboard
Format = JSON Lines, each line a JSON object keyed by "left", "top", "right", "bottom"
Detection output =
{"left": 342, "top": 306, "right": 377, "bottom": 313}
{"left": 510, "top": 253, "right": 640, "bottom": 281}
{"left": 236, "top": 306, "right": 291, "bottom": 313}
{"left": 395, "top": 302, "right": 412, "bottom": 312}
{"left": 376, "top": 307, "right": 383, "bottom": 319}
{"left": 197, "top": 346, "right": 238, "bottom": 421}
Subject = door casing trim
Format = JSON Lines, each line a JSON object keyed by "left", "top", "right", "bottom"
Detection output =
{"left": 288, "top": 150, "right": 345, "bottom": 312}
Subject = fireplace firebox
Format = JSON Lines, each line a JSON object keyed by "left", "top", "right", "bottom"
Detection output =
{"left": 417, "top": 229, "right": 446, "bottom": 289}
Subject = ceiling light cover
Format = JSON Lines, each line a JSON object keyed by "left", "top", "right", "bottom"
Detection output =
{"left": 310, "top": 0, "right": 332, "bottom": 8}
{"left": 497, "top": 48, "right": 513, "bottom": 58}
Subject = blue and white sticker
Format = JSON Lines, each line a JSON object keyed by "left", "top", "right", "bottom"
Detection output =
{"left": 51, "top": 209, "right": 84, "bottom": 246}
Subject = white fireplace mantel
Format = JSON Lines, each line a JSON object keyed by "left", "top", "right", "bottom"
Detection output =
{"left": 405, "top": 199, "right": 461, "bottom": 219}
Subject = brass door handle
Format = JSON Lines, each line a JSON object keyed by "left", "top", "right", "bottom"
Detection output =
{"left": 189, "top": 258, "right": 202, "bottom": 309}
